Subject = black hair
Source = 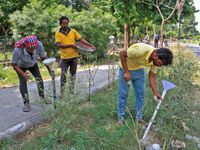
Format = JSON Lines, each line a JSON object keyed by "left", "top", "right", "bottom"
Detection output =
{"left": 59, "top": 16, "right": 69, "bottom": 25}
{"left": 156, "top": 48, "right": 173, "bottom": 65}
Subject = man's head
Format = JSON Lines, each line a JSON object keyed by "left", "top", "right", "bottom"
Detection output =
{"left": 152, "top": 48, "right": 173, "bottom": 67}
{"left": 24, "top": 36, "right": 38, "bottom": 53}
{"left": 59, "top": 16, "right": 69, "bottom": 31}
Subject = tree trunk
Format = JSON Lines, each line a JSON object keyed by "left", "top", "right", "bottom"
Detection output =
{"left": 124, "top": 24, "right": 130, "bottom": 49}
{"left": 160, "top": 21, "right": 164, "bottom": 48}
{"left": 132, "top": 26, "right": 136, "bottom": 40}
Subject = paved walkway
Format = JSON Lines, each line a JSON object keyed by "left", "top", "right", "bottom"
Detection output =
{"left": 188, "top": 43, "right": 200, "bottom": 60}
{"left": 0, "top": 64, "right": 119, "bottom": 139}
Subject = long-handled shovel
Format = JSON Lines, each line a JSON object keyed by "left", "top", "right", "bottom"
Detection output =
{"left": 140, "top": 80, "right": 176, "bottom": 146}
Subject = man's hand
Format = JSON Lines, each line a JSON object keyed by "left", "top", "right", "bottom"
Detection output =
{"left": 23, "top": 72, "right": 31, "bottom": 81}
{"left": 71, "top": 44, "right": 77, "bottom": 49}
{"left": 155, "top": 93, "right": 165, "bottom": 101}
{"left": 90, "top": 45, "right": 96, "bottom": 50}
{"left": 124, "top": 71, "right": 131, "bottom": 81}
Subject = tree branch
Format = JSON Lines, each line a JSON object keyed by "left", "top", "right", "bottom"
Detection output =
{"left": 0, "top": 24, "right": 6, "bottom": 35}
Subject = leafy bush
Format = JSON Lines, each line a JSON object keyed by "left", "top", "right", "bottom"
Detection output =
{"left": 0, "top": 66, "right": 7, "bottom": 79}
{"left": 9, "top": 1, "right": 118, "bottom": 61}
{"left": 182, "top": 39, "right": 186, "bottom": 43}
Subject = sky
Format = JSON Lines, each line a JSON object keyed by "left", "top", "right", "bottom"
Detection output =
{"left": 194, "top": 0, "right": 200, "bottom": 32}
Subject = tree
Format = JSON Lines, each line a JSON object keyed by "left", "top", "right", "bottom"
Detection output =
{"left": 0, "top": 0, "right": 29, "bottom": 36}
{"left": 141, "top": 0, "right": 198, "bottom": 47}
{"left": 182, "top": 15, "right": 199, "bottom": 39}
{"left": 42, "top": 0, "right": 90, "bottom": 11}
{"left": 10, "top": 0, "right": 118, "bottom": 59}
{"left": 110, "top": 0, "right": 139, "bottom": 49}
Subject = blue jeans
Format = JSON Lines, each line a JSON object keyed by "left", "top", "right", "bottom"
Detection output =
{"left": 118, "top": 67, "right": 146, "bottom": 120}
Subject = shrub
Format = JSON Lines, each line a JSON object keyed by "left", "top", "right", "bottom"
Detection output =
{"left": 10, "top": 1, "right": 118, "bottom": 61}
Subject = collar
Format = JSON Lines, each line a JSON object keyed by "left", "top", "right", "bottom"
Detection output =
{"left": 59, "top": 27, "right": 71, "bottom": 37}
{"left": 24, "top": 48, "right": 36, "bottom": 56}
{"left": 145, "top": 49, "right": 156, "bottom": 65}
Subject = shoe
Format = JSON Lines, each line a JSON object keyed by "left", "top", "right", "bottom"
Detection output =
{"left": 138, "top": 119, "right": 148, "bottom": 127}
{"left": 116, "top": 120, "right": 124, "bottom": 127}
{"left": 22, "top": 104, "right": 31, "bottom": 112}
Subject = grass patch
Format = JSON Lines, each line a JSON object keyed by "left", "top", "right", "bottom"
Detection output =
{"left": 1, "top": 82, "right": 146, "bottom": 150}
{"left": 0, "top": 52, "right": 13, "bottom": 61}
{"left": 1, "top": 44, "right": 200, "bottom": 149}
{"left": 0, "top": 61, "right": 61, "bottom": 89}
{"left": 2, "top": 76, "right": 200, "bottom": 149}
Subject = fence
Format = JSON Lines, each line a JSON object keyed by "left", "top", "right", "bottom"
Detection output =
{"left": 0, "top": 36, "right": 15, "bottom": 63}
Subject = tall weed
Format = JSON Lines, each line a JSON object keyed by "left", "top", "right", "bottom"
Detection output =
{"left": 143, "top": 45, "right": 200, "bottom": 149}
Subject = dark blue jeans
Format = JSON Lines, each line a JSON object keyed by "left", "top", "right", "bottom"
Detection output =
{"left": 16, "top": 63, "right": 44, "bottom": 104}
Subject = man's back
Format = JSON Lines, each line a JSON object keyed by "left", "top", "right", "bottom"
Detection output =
{"left": 154, "top": 34, "right": 159, "bottom": 41}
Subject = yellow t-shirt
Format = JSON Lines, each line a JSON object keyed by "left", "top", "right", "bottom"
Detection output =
{"left": 55, "top": 28, "right": 81, "bottom": 59}
{"left": 119, "top": 43, "right": 158, "bottom": 73}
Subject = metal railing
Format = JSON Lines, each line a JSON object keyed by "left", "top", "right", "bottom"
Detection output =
{"left": 0, "top": 36, "right": 15, "bottom": 63}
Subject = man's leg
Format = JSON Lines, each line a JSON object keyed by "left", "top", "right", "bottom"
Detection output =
{"left": 29, "top": 63, "right": 44, "bottom": 99}
{"left": 132, "top": 68, "right": 146, "bottom": 121}
{"left": 60, "top": 59, "right": 70, "bottom": 95}
{"left": 156, "top": 40, "right": 158, "bottom": 48}
{"left": 118, "top": 67, "right": 129, "bottom": 122}
{"left": 16, "top": 68, "right": 29, "bottom": 105}
{"left": 69, "top": 57, "right": 77, "bottom": 93}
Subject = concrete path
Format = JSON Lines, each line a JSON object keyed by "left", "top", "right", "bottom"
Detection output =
{"left": 0, "top": 64, "right": 119, "bottom": 139}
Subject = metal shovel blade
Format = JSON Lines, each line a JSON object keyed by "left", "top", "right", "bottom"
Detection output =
{"left": 162, "top": 80, "right": 176, "bottom": 91}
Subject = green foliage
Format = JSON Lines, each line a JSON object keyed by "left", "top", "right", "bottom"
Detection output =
{"left": 10, "top": 0, "right": 67, "bottom": 56}
{"left": 0, "top": 0, "right": 29, "bottom": 35}
{"left": 111, "top": 0, "right": 138, "bottom": 25}
{"left": 182, "top": 14, "right": 199, "bottom": 38}
{"left": 9, "top": 1, "right": 118, "bottom": 59}
{"left": 195, "top": 36, "right": 200, "bottom": 40}
{"left": 72, "top": 7, "right": 118, "bottom": 60}
{"left": 42, "top": 0, "right": 90, "bottom": 12}
{"left": 0, "top": 65, "right": 19, "bottom": 87}
{"left": 146, "top": 46, "right": 200, "bottom": 149}
{"left": 0, "top": 138, "right": 16, "bottom": 150}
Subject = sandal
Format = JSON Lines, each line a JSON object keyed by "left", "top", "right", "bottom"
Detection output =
{"left": 138, "top": 119, "right": 148, "bottom": 127}
{"left": 22, "top": 105, "right": 31, "bottom": 112}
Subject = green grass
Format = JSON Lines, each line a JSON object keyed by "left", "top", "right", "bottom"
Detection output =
{"left": 2, "top": 77, "right": 200, "bottom": 150}
{"left": 0, "top": 52, "right": 13, "bottom": 61}
{"left": 0, "top": 61, "right": 61, "bottom": 89}
{"left": 1, "top": 45, "right": 200, "bottom": 149}
{"left": 0, "top": 82, "right": 146, "bottom": 150}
